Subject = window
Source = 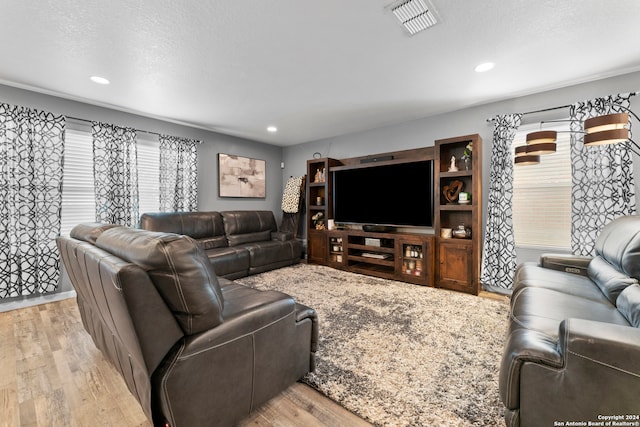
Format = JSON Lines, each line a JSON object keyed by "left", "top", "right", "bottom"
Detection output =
{"left": 60, "top": 123, "right": 160, "bottom": 236}
{"left": 512, "top": 122, "right": 572, "bottom": 249}
{"left": 137, "top": 134, "right": 160, "bottom": 217}
{"left": 60, "top": 128, "right": 96, "bottom": 236}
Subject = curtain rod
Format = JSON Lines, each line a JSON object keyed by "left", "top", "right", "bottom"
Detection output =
{"left": 487, "top": 91, "right": 639, "bottom": 123}
{"left": 66, "top": 115, "right": 201, "bottom": 142}
{"left": 486, "top": 104, "right": 571, "bottom": 123}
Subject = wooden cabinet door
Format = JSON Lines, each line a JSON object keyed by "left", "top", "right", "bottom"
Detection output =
{"left": 307, "top": 231, "right": 327, "bottom": 264}
{"left": 436, "top": 240, "right": 473, "bottom": 292}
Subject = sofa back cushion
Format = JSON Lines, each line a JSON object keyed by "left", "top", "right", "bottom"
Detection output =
{"left": 617, "top": 284, "right": 640, "bottom": 327}
{"left": 96, "top": 227, "right": 225, "bottom": 335}
{"left": 140, "top": 211, "right": 228, "bottom": 249}
{"left": 222, "top": 211, "right": 277, "bottom": 246}
{"left": 588, "top": 256, "right": 638, "bottom": 305}
{"left": 70, "top": 222, "right": 123, "bottom": 244}
{"left": 594, "top": 215, "right": 640, "bottom": 279}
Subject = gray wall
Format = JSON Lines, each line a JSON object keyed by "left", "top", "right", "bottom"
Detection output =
{"left": 283, "top": 70, "right": 640, "bottom": 263}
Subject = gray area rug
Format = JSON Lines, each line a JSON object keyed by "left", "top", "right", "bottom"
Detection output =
{"left": 236, "top": 264, "right": 509, "bottom": 426}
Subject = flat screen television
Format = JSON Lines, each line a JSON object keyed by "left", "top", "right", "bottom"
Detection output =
{"left": 332, "top": 160, "right": 434, "bottom": 228}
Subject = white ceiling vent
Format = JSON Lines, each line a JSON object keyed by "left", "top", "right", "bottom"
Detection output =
{"left": 388, "top": 0, "right": 438, "bottom": 36}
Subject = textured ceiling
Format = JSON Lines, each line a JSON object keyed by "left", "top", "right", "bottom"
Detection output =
{"left": 1, "top": 0, "right": 640, "bottom": 146}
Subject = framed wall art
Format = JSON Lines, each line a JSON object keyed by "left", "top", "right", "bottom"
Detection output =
{"left": 218, "top": 153, "right": 266, "bottom": 198}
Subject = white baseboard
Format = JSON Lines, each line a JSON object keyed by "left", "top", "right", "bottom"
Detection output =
{"left": 0, "top": 290, "right": 77, "bottom": 313}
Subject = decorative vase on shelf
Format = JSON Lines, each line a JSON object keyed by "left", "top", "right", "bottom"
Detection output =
{"left": 452, "top": 224, "right": 472, "bottom": 239}
{"left": 464, "top": 157, "right": 471, "bottom": 171}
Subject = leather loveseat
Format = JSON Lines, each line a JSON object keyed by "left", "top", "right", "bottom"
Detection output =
{"left": 57, "top": 223, "right": 317, "bottom": 427}
{"left": 499, "top": 215, "right": 640, "bottom": 426}
{"left": 140, "top": 210, "right": 301, "bottom": 279}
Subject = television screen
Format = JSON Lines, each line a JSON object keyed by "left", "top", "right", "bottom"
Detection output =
{"left": 333, "top": 160, "right": 433, "bottom": 228}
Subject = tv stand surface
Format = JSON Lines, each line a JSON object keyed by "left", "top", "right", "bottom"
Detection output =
{"left": 314, "top": 229, "right": 435, "bottom": 286}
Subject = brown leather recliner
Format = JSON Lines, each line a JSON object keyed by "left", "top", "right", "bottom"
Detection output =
{"left": 57, "top": 223, "right": 318, "bottom": 427}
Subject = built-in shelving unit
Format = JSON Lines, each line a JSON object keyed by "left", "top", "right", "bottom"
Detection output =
{"left": 434, "top": 134, "right": 482, "bottom": 294}
{"left": 306, "top": 158, "right": 340, "bottom": 264}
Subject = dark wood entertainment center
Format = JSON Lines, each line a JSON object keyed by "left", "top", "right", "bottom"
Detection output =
{"left": 306, "top": 134, "right": 482, "bottom": 295}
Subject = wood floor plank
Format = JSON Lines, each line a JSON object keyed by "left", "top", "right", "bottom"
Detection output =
{"left": 0, "top": 387, "right": 20, "bottom": 427}
{"left": 2, "top": 298, "right": 370, "bottom": 427}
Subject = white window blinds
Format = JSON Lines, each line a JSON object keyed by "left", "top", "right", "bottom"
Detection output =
{"left": 60, "top": 128, "right": 96, "bottom": 236}
{"left": 137, "top": 134, "right": 160, "bottom": 217}
{"left": 512, "top": 122, "right": 572, "bottom": 249}
{"left": 60, "top": 125, "right": 161, "bottom": 236}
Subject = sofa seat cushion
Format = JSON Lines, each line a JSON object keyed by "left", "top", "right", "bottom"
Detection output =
{"left": 241, "top": 240, "right": 302, "bottom": 270}
{"left": 509, "top": 287, "right": 630, "bottom": 339}
{"left": 204, "top": 246, "right": 250, "bottom": 278}
{"left": 174, "top": 282, "right": 296, "bottom": 350}
{"left": 96, "top": 227, "right": 225, "bottom": 335}
{"left": 513, "top": 263, "right": 608, "bottom": 303}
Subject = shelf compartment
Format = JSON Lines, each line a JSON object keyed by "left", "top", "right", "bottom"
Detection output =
{"left": 439, "top": 170, "right": 472, "bottom": 178}
{"left": 347, "top": 262, "right": 396, "bottom": 279}
{"left": 440, "top": 204, "right": 473, "bottom": 211}
{"left": 347, "top": 254, "right": 395, "bottom": 267}
{"left": 348, "top": 243, "right": 395, "bottom": 254}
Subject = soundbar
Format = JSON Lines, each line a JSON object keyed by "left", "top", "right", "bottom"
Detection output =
{"left": 360, "top": 155, "right": 394, "bottom": 164}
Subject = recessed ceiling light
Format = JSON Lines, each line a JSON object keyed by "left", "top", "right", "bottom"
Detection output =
{"left": 474, "top": 62, "right": 495, "bottom": 73}
{"left": 90, "top": 75, "right": 110, "bottom": 85}
{"left": 267, "top": 126, "right": 278, "bottom": 133}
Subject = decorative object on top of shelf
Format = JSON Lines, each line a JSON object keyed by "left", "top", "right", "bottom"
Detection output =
{"left": 443, "top": 180, "right": 464, "bottom": 204}
{"left": 458, "top": 192, "right": 470, "bottom": 204}
{"left": 313, "top": 152, "right": 322, "bottom": 159}
{"left": 327, "top": 219, "right": 335, "bottom": 230}
{"left": 448, "top": 155, "right": 458, "bottom": 172}
{"left": 218, "top": 153, "right": 266, "bottom": 198}
{"left": 313, "top": 167, "right": 326, "bottom": 183}
{"left": 440, "top": 228, "right": 452, "bottom": 238}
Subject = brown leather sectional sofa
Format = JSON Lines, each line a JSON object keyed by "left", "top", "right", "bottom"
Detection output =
{"left": 140, "top": 210, "right": 301, "bottom": 279}
{"left": 500, "top": 215, "right": 640, "bottom": 426}
{"left": 57, "top": 223, "right": 317, "bottom": 427}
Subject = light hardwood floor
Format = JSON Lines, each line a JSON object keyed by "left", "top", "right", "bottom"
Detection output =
{"left": 0, "top": 298, "right": 371, "bottom": 427}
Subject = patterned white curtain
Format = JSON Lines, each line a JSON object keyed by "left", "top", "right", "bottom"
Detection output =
{"left": 159, "top": 135, "right": 199, "bottom": 212}
{"left": 0, "top": 103, "right": 65, "bottom": 298}
{"left": 481, "top": 113, "right": 522, "bottom": 292}
{"left": 570, "top": 93, "right": 636, "bottom": 255}
{"left": 92, "top": 122, "right": 140, "bottom": 226}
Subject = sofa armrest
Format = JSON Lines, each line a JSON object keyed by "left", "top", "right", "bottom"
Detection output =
{"left": 272, "top": 231, "right": 293, "bottom": 241}
{"left": 540, "top": 253, "right": 592, "bottom": 276}
{"left": 499, "top": 329, "right": 562, "bottom": 409}
{"left": 502, "top": 319, "right": 640, "bottom": 424}
{"left": 559, "top": 318, "right": 640, "bottom": 374}
{"left": 153, "top": 291, "right": 316, "bottom": 426}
